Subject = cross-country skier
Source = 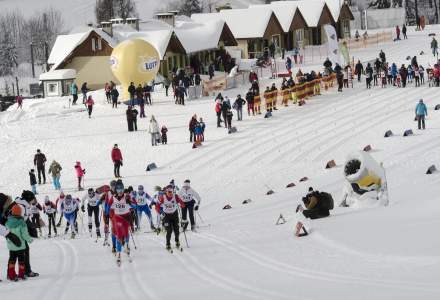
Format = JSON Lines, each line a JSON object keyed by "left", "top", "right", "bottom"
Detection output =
{"left": 43, "top": 196, "right": 57, "bottom": 238}
{"left": 81, "top": 188, "right": 102, "bottom": 238}
{"left": 59, "top": 194, "right": 80, "bottom": 239}
{"left": 106, "top": 181, "right": 134, "bottom": 265}
{"left": 135, "top": 185, "right": 155, "bottom": 231}
{"left": 178, "top": 179, "right": 201, "bottom": 231}
{"left": 101, "top": 180, "right": 117, "bottom": 251}
{"left": 55, "top": 190, "right": 66, "bottom": 227}
{"left": 156, "top": 184, "right": 185, "bottom": 251}
{"left": 30, "top": 200, "right": 43, "bottom": 237}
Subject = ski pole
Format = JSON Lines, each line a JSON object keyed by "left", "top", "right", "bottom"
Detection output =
{"left": 196, "top": 211, "right": 205, "bottom": 224}
{"left": 129, "top": 229, "right": 138, "bottom": 250}
{"left": 182, "top": 228, "right": 189, "bottom": 248}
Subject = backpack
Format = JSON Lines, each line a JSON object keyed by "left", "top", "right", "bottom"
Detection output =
{"left": 319, "top": 192, "right": 334, "bottom": 210}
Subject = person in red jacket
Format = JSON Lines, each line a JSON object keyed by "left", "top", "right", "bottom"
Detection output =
{"left": 86, "top": 95, "right": 94, "bottom": 118}
{"left": 111, "top": 144, "right": 123, "bottom": 178}
{"left": 16, "top": 95, "right": 23, "bottom": 109}
{"left": 155, "top": 184, "right": 185, "bottom": 251}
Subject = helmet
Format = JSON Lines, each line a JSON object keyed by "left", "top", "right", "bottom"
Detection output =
{"left": 88, "top": 188, "right": 95, "bottom": 196}
{"left": 138, "top": 185, "right": 144, "bottom": 191}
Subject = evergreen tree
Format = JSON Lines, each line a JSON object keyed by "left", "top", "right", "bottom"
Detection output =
{"left": 181, "top": 0, "right": 202, "bottom": 16}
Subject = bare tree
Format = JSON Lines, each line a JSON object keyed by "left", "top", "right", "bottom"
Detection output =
{"left": 115, "top": 0, "right": 137, "bottom": 19}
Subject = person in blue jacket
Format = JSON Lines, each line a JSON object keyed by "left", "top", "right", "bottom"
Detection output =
{"left": 391, "top": 63, "right": 398, "bottom": 85}
{"left": 415, "top": 99, "right": 428, "bottom": 130}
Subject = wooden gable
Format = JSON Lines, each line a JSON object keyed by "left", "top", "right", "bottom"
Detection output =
{"left": 165, "top": 33, "right": 186, "bottom": 55}
{"left": 58, "top": 31, "right": 113, "bottom": 69}
{"left": 263, "top": 12, "right": 284, "bottom": 40}
{"left": 220, "top": 23, "right": 238, "bottom": 46}
{"left": 339, "top": 4, "right": 354, "bottom": 21}
{"left": 290, "top": 8, "right": 308, "bottom": 31}
{"left": 317, "top": 4, "right": 336, "bottom": 26}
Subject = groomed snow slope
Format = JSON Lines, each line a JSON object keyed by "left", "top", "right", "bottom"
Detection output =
{"left": 1, "top": 27, "right": 440, "bottom": 300}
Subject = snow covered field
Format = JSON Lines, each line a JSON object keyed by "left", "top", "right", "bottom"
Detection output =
{"left": 1, "top": 26, "right": 440, "bottom": 299}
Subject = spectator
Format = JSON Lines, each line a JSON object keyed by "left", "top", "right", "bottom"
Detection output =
{"left": 128, "top": 82, "right": 136, "bottom": 105}
{"left": 16, "top": 95, "right": 23, "bottom": 109}
{"left": 161, "top": 125, "right": 168, "bottom": 145}
{"left": 74, "top": 161, "right": 85, "bottom": 191}
{"left": 86, "top": 95, "right": 94, "bottom": 118}
{"left": 48, "top": 160, "right": 62, "bottom": 190}
{"left": 111, "top": 144, "right": 123, "bottom": 178}
{"left": 233, "top": 94, "right": 246, "bottom": 121}
{"left": 29, "top": 169, "right": 37, "bottom": 195}
{"left": 71, "top": 82, "right": 78, "bottom": 105}
{"left": 149, "top": 115, "right": 160, "bottom": 146}
{"left": 415, "top": 99, "right": 428, "bottom": 130}
{"left": 33, "top": 149, "right": 47, "bottom": 184}
{"left": 81, "top": 82, "right": 88, "bottom": 105}
{"left": 126, "top": 106, "right": 134, "bottom": 132}
{"left": 111, "top": 87, "right": 119, "bottom": 108}
{"left": 189, "top": 115, "right": 198, "bottom": 142}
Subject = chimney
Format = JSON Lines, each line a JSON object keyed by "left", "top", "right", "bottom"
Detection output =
{"left": 126, "top": 17, "right": 139, "bottom": 31}
{"left": 101, "top": 21, "right": 113, "bottom": 37}
{"left": 155, "top": 12, "right": 176, "bottom": 27}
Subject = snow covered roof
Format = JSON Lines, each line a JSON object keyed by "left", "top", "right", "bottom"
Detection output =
{"left": 174, "top": 19, "right": 236, "bottom": 53}
{"left": 39, "top": 69, "right": 76, "bottom": 81}
{"left": 192, "top": 7, "right": 276, "bottom": 39}
{"left": 249, "top": 3, "right": 300, "bottom": 33}
{"left": 48, "top": 28, "right": 116, "bottom": 70}
{"left": 272, "top": 0, "right": 326, "bottom": 27}
{"left": 112, "top": 24, "right": 174, "bottom": 60}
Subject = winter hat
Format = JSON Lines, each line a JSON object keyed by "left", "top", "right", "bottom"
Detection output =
{"left": 11, "top": 204, "right": 23, "bottom": 217}
{"left": 21, "top": 190, "right": 35, "bottom": 202}
{"left": 44, "top": 196, "right": 50, "bottom": 203}
{"left": 59, "top": 190, "right": 65, "bottom": 197}
{"left": 138, "top": 185, "right": 144, "bottom": 191}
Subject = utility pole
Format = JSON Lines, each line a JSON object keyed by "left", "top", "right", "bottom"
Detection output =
{"left": 30, "top": 42, "right": 35, "bottom": 78}
{"left": 15, "top": 77, "right": 19, "bottom": 96}
{"left": 44, "top": 41, "right": 49, "bottom": 71}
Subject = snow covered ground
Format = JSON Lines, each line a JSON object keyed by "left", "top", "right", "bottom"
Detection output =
{"left": 1, "top": 26, "right": 440, "bottom": 299}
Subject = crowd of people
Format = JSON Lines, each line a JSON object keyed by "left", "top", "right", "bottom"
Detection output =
{"left": 0, "top": 177, "right": 204, "bottom": 280}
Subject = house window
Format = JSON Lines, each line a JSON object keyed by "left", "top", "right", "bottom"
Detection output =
{"left": 97, "top": 38, "right": 102, "bottom": 50}
{"left": 92, "top": 38, "right": 96, "bottom": 52}
{"left": 47, "top": 82, "right": 59, "bottom": 96}
{"left": 295, "top": 29, "right": 304, "bottom": 46}
{"left": 343, "top": 20, "right": 351, "bottom": 38}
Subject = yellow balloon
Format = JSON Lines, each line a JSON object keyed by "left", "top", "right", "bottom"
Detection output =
{"left": 110, "top": 39, "right": 160, "bottom": 100}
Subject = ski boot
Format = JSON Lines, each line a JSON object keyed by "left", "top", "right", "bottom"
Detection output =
{"left": 7, "top": 263, "right": 17, "bottom": 282}
{"left": 111, "top": 246, "right": 116, "bottom": 254}
{"left": 96, "top": 229, "right": 101, "bottom": 238}
{"left": 18, "top": 263, "right": 26, "bottom": 280}
{"left": 47, "top": 234, "right": 51, "bottom": 239}
{"left": 191, "top": 224, "right": 196, "bottom": 232}
{"left": 155, "top": 227, "right": 161, "bottom": 235}
{"left": 71, "top": 231, "right": 76, "bottom": 239}
{"left": 150, "top": 223, "right": 156, "bottom": 231}
{"left": 26, "top": 271, "right": 39, "bottom": 278}
{"left": 166, "top": 244, "right": 172, "bottom": 252}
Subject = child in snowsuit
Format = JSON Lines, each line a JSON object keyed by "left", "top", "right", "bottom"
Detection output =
{"left": 43, "top": 196, "right": 57, "bottom": 238}
{"left": 194, "top": 123, "right": 203, "bottom": 144}
{"left": 6, "top": 204, "right": 33, "bottom": 281}
{"left": 161, "top": 126, "right": 168, "bottom": 145}
{"left": 74, "top": 162, "right": 85, "bottom": 191}
{"left": 29, "top": 169, "right": 37, "bottom": 195}
{"left": 86, "top": 96, "right": 94, "bottom": 118}
{"left": 199, "top": 118, "right": 205, "bottom": 142}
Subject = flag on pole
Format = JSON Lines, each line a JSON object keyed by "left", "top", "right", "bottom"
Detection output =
{"left": 323, "top": 25, "right": 341, "bottom": 65}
